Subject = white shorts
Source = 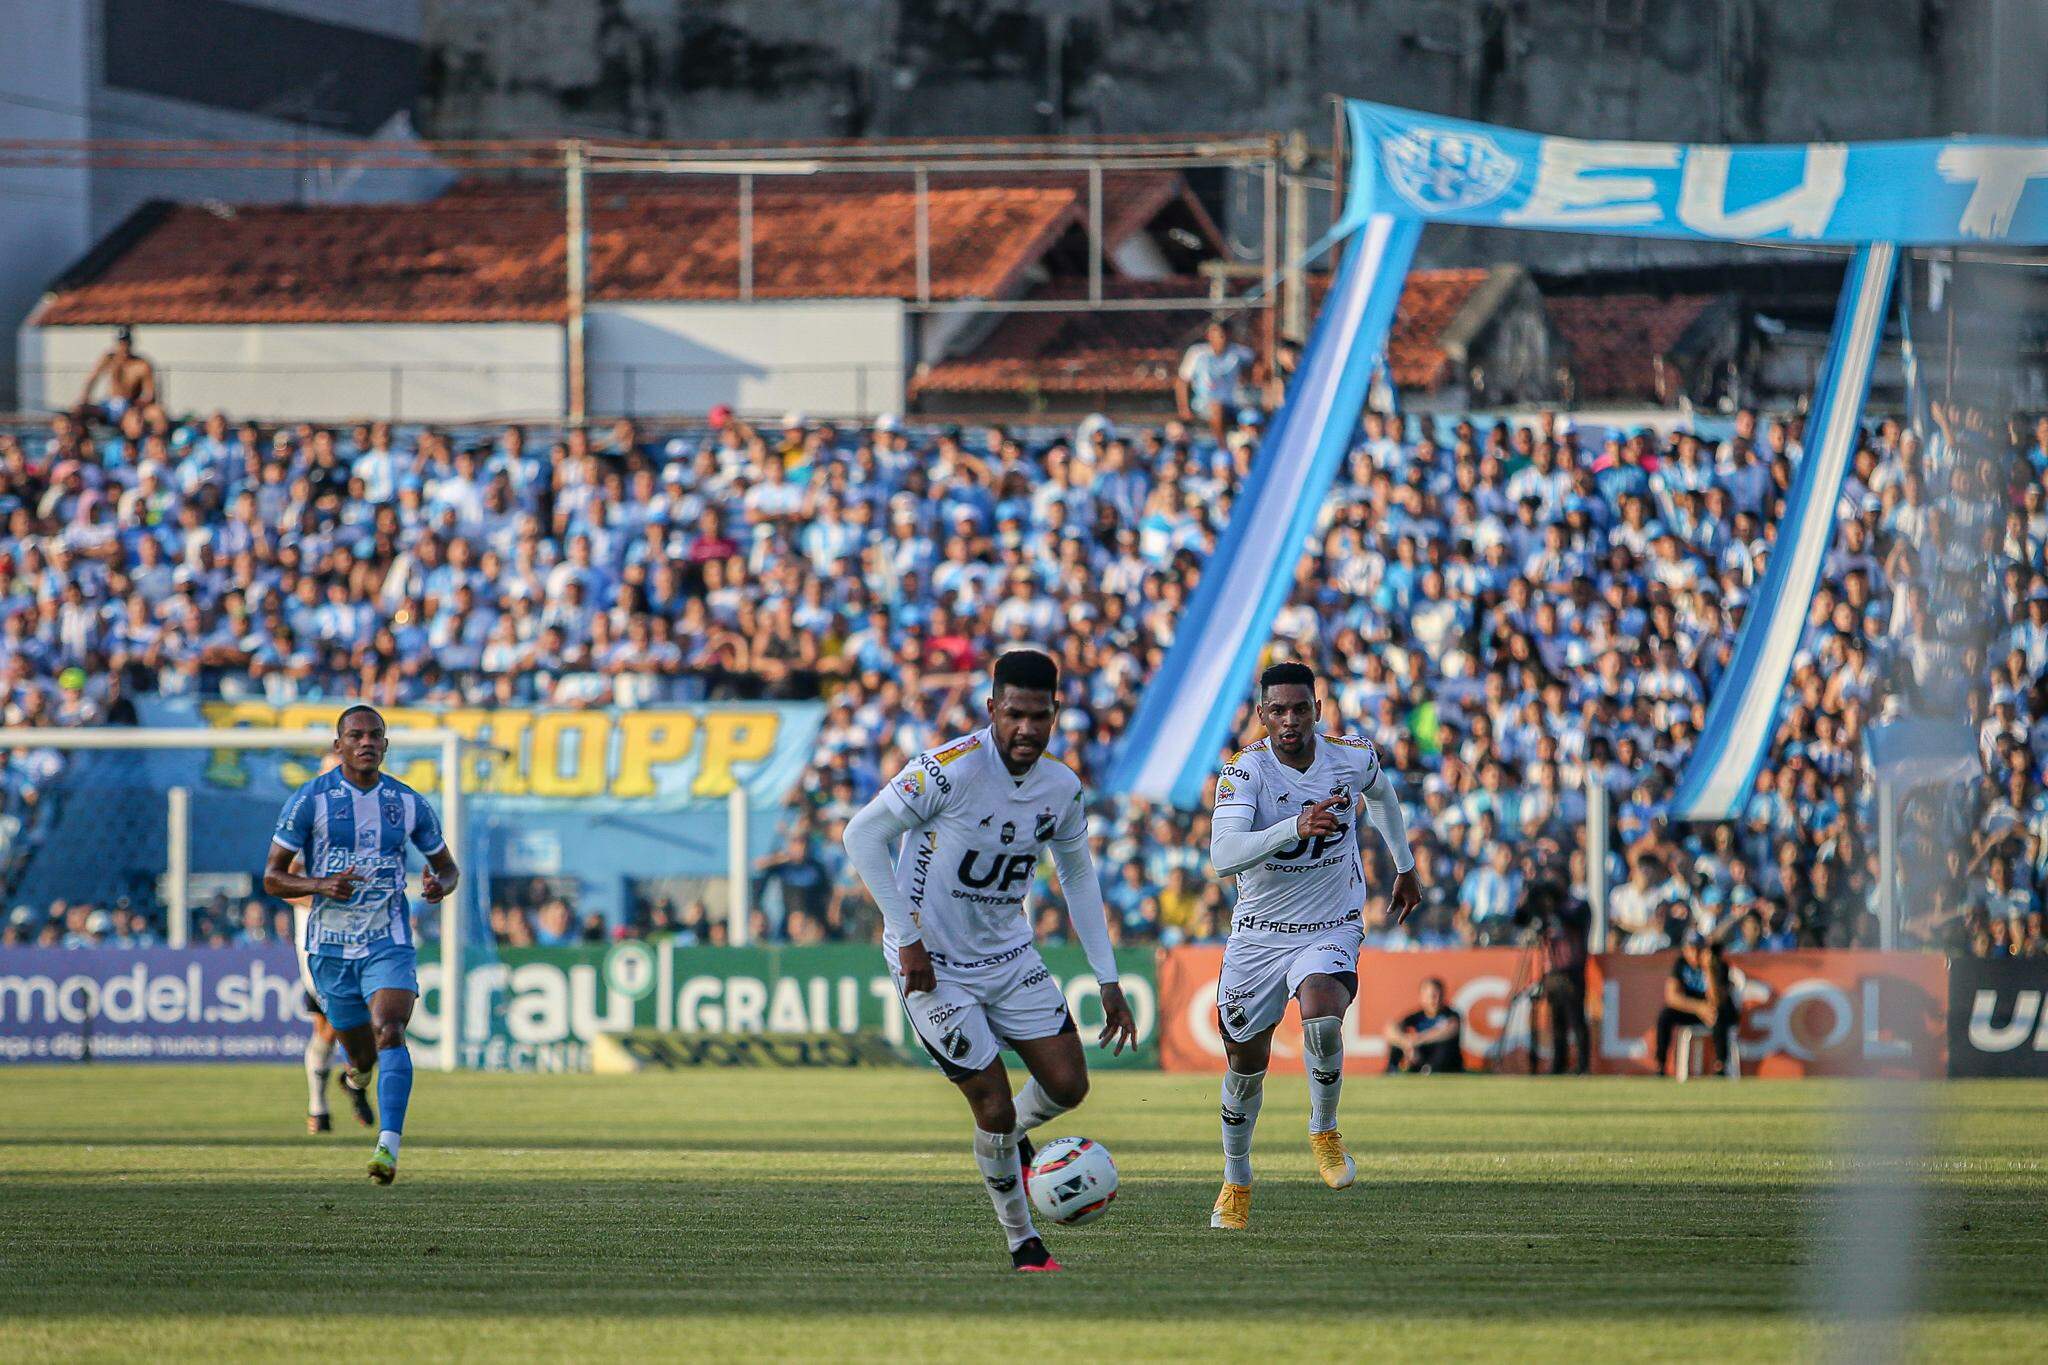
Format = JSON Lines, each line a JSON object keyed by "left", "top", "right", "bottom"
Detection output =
{"left": 292, "top": 906, "right": 322, "bottom": 1012}
{"left": 890, "top": 942, "right": 1073, "bottom": 1080}
{"left": 1216, "top": 920, "right": 1363, "bottom": 1043}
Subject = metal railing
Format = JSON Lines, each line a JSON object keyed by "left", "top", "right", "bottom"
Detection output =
{"left": 16, "top": 359, "right": 909, "bottom": 425}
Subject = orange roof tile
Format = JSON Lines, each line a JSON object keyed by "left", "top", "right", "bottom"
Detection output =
{"left": 36, "top": 172, "right": 1215, "bottom": 327}
{"left": 1547, "top": 293, "right": 1715, "bottom": 399}
{"left": 1383, "top": 269, "right": 1489, "bottom": 390}
{"left": 916, "top": 270, "right": 1499, "bottom": 399}
{"left": 913, "top": 279, "right": 1201, "bottom": 397}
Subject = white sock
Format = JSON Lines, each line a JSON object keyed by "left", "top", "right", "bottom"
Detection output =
{"left": 972, "top": 1128, "right": 1037, "bottom": 1250}
{"left": 1221, "top": 1068, "right": 1265, "bottom": 1185}
{"left": 1302, "top": 1015, "right": 1345, "bottom": 1134}
{"left": 378, "top": 1130, "right": 402, "bottom": 1160}
{"left": 1010, "top": 1077, "right": 1069, "bottom": 1141}
{"left": 306, "top": 1034, "right": 334, "bottom": 1117}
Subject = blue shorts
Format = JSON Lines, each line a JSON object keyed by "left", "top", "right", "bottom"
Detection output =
{"left": 308, "top": 939, "right": 419, "bottom": 1032}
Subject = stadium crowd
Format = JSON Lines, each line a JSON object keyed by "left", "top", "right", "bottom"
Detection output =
{"left": 0, "top": 367, "right": 2040, "bottom": 961}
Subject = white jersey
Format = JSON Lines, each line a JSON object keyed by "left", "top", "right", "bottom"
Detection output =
{"left": 878, "top": 728, "right": 1088, "bottom": 970}
{"left": 1213, "top": 734, "right": 1384, "bottom": 946}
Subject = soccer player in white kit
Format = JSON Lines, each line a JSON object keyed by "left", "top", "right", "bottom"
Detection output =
{"left": 842, "top": 649, "right": 1136, "bottom": 1272}
{"left": 1207, "top": 662, "right": 1419, "bottom": 1230}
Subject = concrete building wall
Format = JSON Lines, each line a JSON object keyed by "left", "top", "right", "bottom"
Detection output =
{"left": 0, "top": 0, "right": 92, "bottom": 410}
{"left": 586, "top": 300, "right": 906, "bottom": 420}
{"left": 0, "top": 0, "right": 432, "bottom": 408}
{"left": 24, "top": 302, "right": 908, "bottom": 424}
{"left": 421, "top": 0, "right": 2033, "bottom": 274}
{"left": 21, "top": 322, "right": 562, "bottom": 423}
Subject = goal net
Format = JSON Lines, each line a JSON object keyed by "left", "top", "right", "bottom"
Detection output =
{"left": 0, "top": 726, "right": 476, "bottom": 1069}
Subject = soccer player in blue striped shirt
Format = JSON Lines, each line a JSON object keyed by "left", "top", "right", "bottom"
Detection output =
{"left": 264, "top": 706, "right": 459, "bottom": 1185}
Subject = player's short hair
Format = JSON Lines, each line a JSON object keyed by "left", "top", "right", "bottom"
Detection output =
{"left": 1423, "top": 976, "right": 1446, "bottom": 993}
{"left": 992, "top": 648, "right": 1059, "bottom": 698}
{"left": 335, "top": 703, "right": 385, "bottom": 735}
{"left": 1258, "top": 661, "right": 1316, "bottom": 697}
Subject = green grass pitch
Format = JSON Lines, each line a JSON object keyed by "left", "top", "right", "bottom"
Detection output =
{"left": 3, "top": 1066, "right": 2045, "bottom": 1362}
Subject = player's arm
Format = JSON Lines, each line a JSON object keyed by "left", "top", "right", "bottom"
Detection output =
{"left": 842, "top": 789, "right": 935, "bottom": 992}
{"left": 263, "top": 787, "right": 357, "bottom": 900}
{"left": 1359, "top": 761, "right": 1421, "bottom": 924}
{"left": 262, "top": 843, "right": 358, "bottom": 901}
{"left": 1046, "top": 794, "right": 1136, "bottom": 1054}
{"left": 408, "top": 795, "right": 460, "bottom": 903}
{"left": 1208, "top": 761, "right": 1339, "bottom": 877}
{"left": 420, "top": 846, "right": 459, "bottom": 904}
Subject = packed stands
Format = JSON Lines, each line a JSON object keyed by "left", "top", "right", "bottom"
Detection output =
{"left": 0, "top": 384, "right": 2032, "bottom": 961}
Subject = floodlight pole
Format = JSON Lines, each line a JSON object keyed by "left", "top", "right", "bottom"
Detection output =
{"left": 1877, "top": 780, "right": 1897, "bottom": 950}
{"left": 165, "top": 785, "right": 190, "bottom": 948}
{"left": 1283, "top": 129, "right": 1310, "bottom": 342}
{"left": 727, "top": 785, "right": 750, "bottom": 948}
{"left": 564, "top": 138, "right": 589, "bottom": 426}
{"left": 1585, "top": 771, "right": 1610, "bottom": 952}
{"left": 439, "top": 730, "right": 463, "bottom": 1072}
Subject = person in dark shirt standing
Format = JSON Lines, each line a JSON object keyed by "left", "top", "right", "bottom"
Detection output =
{"left": 1383, "top": 977, "right": 1466, "bottom": 1073}
{"left": 1521, "top": 879, "right": 1591, "bottom": 1075}
{"left": 1655, "top": 932, "right": 1738, "bottom": 1077}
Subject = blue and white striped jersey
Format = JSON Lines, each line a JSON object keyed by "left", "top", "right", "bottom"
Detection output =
{"left": 271, "top": 767, "right": 446, "bottom": 959}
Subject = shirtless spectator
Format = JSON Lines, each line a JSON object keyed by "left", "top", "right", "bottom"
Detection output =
{"left": 76, "top": 327, "right": 159, "bottom": 423}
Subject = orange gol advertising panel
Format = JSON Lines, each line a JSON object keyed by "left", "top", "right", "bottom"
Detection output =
{"left": 1156, "top": 948, "right": 1948, "bottom": 1078}
{"left": 1156, "top": 946, "right": 1537, "bottom": 1074}
{"left": 1593, "top": 950, "right": 1947, "bottom": 1078}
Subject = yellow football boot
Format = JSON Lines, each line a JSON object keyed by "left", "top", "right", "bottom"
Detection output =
{"left": 1309, "top": 1130, "right": 1356, "bottom": 1189}
{"left": 1209, "top": 1181, "right": 1251, "bottom": 1230}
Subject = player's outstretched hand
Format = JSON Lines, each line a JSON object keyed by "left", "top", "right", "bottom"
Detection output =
{"left": 898, "top": 938, "right": 937, "bottom": 995}
{"left": 1097, "top": 982, "right": 1138, "bottom": 1055}
{"left": 1386, "top": 869, "right": 1421, "bottom": 926}
{"left": 322, "top": 868, "right": 361, "bottom": 902}
{"left": 421, "top": 871, "right": 448, "bottom": 904}
{"left": 1296, "top": 795, "right": 1343, "bottom": 839}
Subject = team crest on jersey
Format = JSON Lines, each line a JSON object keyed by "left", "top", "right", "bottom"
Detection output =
{"left": 933, "top": 736, "right": 982, "bottom": 766}
{"left": 1034, "top": 810, "right": 1057, "bottom": 842}
{"left": 999, "top": 821, "right": 1016, "bottom": 845}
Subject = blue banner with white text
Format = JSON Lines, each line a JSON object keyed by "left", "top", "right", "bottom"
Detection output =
{"left": 1341, "top": 99, "right": 2048, "bottom": 245}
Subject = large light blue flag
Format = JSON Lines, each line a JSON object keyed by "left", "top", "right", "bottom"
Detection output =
{"left": 1110, "top": 214, "right": 1421, "bottom": 806}
{"left": 1670, "top": 244, "right": 1899, "bottom": 821}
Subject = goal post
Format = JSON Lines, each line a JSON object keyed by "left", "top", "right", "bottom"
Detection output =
{"left": 0, "top": 725, "right": 470, "bottom": 1071}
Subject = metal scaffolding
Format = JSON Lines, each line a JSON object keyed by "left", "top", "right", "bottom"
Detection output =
{"left": 0, "top": 132, "right": 1320, "bottom": 425}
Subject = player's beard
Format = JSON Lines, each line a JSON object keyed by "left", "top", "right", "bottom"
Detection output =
{"left": 999, "top": 730, "right": 1044, "bottom": 768}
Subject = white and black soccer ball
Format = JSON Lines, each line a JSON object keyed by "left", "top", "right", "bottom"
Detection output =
{"left": 1025, "top": 1135, "right": 1118, "bottom": 1226}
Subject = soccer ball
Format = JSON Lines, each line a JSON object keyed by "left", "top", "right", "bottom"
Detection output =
{"left": 1026, "top": 1135, "right": 1118, "bottom": 1226}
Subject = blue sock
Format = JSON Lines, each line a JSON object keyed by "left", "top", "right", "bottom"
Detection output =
{"left": 376, "top": 1045, "right": 413, "bottom": 1157}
